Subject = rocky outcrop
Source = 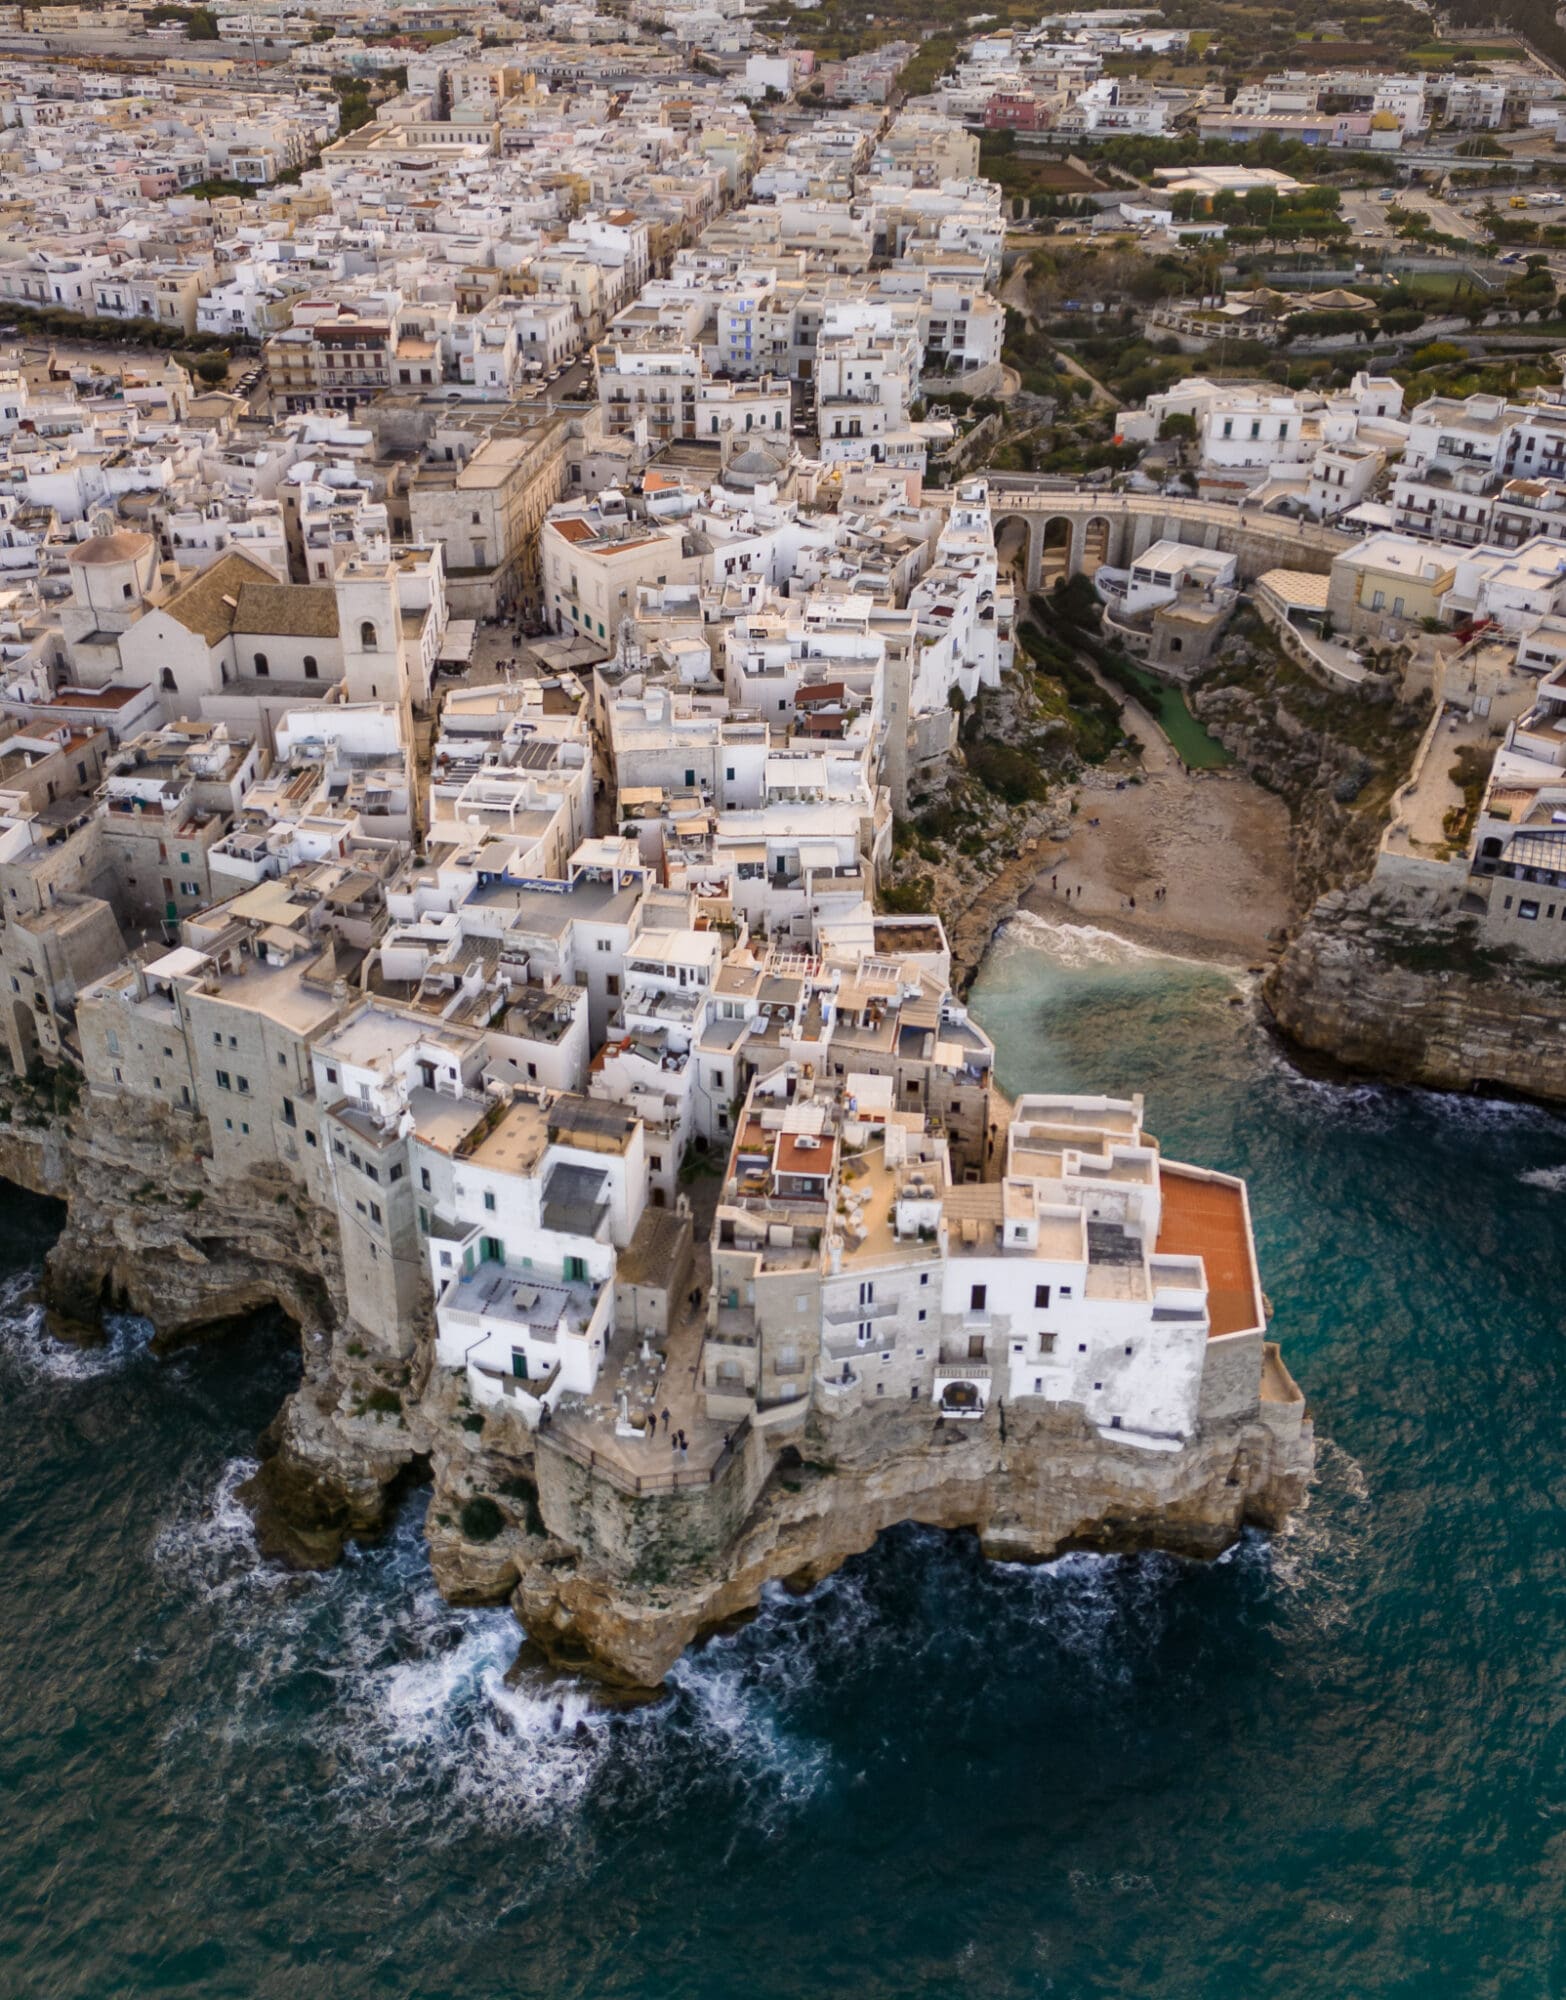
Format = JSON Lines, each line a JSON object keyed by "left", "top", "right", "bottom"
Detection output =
{"left": 1, "top": 1085, "right": 1315, "bottom": 1698}
{"left": 508, "top": 1395, "right": 1313, "bottom": 1694}
{"left": 1265, "top": 885, "right": 1566, "bottom": 1101}
{"left": 1192, "top": 634, "right": 1430, "bottom": 913}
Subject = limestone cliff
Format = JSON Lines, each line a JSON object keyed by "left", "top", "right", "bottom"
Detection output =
{"left": 1191, "top": 624, "right": 1430, "bottom": 913}
{"left": 0, "top": 1085, "right": 1315, "bottom": 1698}
{"left": 505, "top": 1394, "right": 1313, "bottom": 1693}
{"left": 1265, "top": 885, "right": 1566, "bottom": 1102}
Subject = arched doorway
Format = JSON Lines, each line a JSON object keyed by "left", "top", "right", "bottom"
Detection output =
{"left": 939, "top": 1378, "right": 984, "bottom": 1419}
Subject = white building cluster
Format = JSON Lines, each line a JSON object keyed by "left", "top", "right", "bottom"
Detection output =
{"left": 0, "top": 7, "right": 1308, "bottom": 1490}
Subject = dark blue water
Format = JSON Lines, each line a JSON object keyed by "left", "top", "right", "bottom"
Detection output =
{"left": 2, "top": 914, "right": 1564, "bottom": 1998}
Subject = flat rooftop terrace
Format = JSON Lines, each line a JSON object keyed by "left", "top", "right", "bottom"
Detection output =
{"left": 1155, "top": 1167, "right": 1261, "bottom": 1339}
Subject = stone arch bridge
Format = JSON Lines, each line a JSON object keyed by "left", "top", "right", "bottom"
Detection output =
{"left": 986, "top": 484, "right": 1356, "bottom": 595}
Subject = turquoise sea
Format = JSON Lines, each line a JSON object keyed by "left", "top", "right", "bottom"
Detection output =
{"left": 2, "top": 915, "right": 1563, "bottom": 1998}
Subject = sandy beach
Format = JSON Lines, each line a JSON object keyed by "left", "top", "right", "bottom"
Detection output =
{"left": 1021, "top": 723, "right": 1295, "bottom": 964}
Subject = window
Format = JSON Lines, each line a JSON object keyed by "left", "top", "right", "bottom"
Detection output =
{"left": 360, "top": 620, "right": 379, "bottom": 651}
{"left": 1519, "top": 899, "right": 1540, "bottom": 921}
{"left": 253, "top": 652, "right": 269, "bottom": 676}
{"left": 1060, "top": 1286, "right": 1073, "bottom": 1299}
{"left": 282, "top": 1097, "right": 296, "bottom": 1127}
{"left": 369, "top": 1201, "right": 382, "bottom": 1225}
{"left": 325, "top": 1065, "right": 338, "bottom": 1085}
{"left": 215, "top": 1069, "right": 232, "bottom": 1090}
{"left": 236, "top": 1076, "right": 249, "bottom": 1095}
{"left": 303, "top": 654, "right": 319, "bottom": 679}
{"left": 420, "top": 1168, "right": 432, "bottom": 1192}
{"left": 483, "top": 1190, "right": 496, "bottom": 1212}
{"left": 969, "top": 1284, "right": 986, "bottom": 1312}
{"left": 1034, "top": 1283, "right": 1050, "bottom": 1309}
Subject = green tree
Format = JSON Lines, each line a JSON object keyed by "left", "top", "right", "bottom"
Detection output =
{"left": 186, "top": 6, "right": 218, "bottom": 37}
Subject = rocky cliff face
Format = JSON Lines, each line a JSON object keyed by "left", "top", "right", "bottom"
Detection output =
{"left": 1, "top": 1088, "right": 1315, "bottom": 1699}
{"left": 1265, "top": 886, "right": 1566, "bottom": 1102}
{"left": 506, "top": 1396, "right": 1314, "bottom": 1694}
{"left": 1192, "top": 630, "right": 1430, "bottom": 914}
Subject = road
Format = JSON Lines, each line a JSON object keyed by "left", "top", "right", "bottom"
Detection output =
{"left": 1342, "top": 187, "right": 1487, "bottom": 248}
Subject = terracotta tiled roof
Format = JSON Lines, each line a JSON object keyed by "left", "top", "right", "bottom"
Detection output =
{"left": 231, "top": 582, "right": 340, "bottom": 641}
{"left": 160, "top": 550, "right": 284, "bottom": 647}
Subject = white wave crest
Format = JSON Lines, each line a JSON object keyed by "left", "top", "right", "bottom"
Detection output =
{"left": 1518, "top": 1163, "right": 1566, "bottom": 1192}
{"left": 997, "top": 909, "right": 1186, "bottom": 970}
{"left": 151, "top": 1455, "right": 295, "bottom": 1607}
{"left": 0, "top": 1267, "right": 152, "bottom": 1383}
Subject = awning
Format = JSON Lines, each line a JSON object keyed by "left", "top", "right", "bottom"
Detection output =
{"left": 438, "top": 619, "right": 477, "bottom": 664}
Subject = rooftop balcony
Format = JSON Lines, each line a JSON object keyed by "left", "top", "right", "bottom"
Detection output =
{"left": 438, "top": 1256, "right": 602, "bottom": 1340}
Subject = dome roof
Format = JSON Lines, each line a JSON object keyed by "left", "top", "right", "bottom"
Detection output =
{"left": 724, "top": 442, "right": 786, "bottom": 490}
{"left": 69, "top": 531, "right": 154, "bottom": 566}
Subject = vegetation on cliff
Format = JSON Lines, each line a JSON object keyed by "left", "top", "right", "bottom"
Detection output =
{"left": 1190, "top": 617, "right": 1431, "bottom": 910}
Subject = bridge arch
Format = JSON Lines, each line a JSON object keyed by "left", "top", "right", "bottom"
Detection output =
{"left": 982, "top": 488, "right": 1355, "bottom": 591}
{"left": 1080, "top": 514, "right": 1114, "bottom": 578}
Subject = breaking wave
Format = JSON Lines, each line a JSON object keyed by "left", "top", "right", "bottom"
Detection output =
{"left": 151, "top": 1467, "right": 842, "bottom": 1847}
{"left": 144, "top": 1462, "right": 1346, "bottom": 1858}
{"left": 995, "top": 907, "right": 1238, "bottom": 978}
{"left": 0, "top": 1266, "right": 152, "bottom": 1384}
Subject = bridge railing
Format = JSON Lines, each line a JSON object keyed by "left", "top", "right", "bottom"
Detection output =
{"left": 983, "top": 483, "right": 1355, "bottom": 556}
